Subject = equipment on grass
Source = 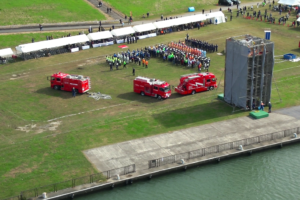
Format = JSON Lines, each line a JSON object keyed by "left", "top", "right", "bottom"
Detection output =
{"left": 87, "top": 92, "right": 111, "bottom": 100}
{"left": 175, "top": 72, "right": 217, "bottom": 95}
{"left": 48, "top": 72, "right": 91, "bottom": 93}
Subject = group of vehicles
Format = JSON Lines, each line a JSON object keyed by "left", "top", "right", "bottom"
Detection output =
{"left": 48, "top": 72, "right": 217, "bottom": 100}
{"left": 133, "top": 72, "right": 217, "bottom": 100}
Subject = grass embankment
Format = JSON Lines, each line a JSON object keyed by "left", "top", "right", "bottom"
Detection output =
{"left": 0, "top": 0, "right": 105, "bottom": 26}
{"left": 1, "top": 9, "right": 300, "bottom": 198}
{"left": 104, "top": 0, "right": 257, "bottom": 19}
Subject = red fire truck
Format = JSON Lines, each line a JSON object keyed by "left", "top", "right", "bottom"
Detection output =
{"left": 133, "top": 76, "right": 171, "bottom": 100}
{"left": 175, "top": 72, "right": 217, "bottom": 95}
{"left": 48, "top": 72, "right": 91, "bottom": 94}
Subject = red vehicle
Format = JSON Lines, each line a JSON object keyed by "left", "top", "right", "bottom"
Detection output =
{"left": 48, "top": 72, "right": 91, "bottom": 93}
{"left": 175, "top": 72, "right": 217, "bottom": 95}
{"left": 133, "top": 76, "right": 171, "bottom": 100}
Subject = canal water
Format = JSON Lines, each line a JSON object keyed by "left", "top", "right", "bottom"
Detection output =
{"left": 77, "top": 143, "right": 300, "bottom": 200}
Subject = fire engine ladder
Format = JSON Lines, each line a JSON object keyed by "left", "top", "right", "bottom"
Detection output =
{"left": 88, "top": 77, "right": 92, "bottom": 90}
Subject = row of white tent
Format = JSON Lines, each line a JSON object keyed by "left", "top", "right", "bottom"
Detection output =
{"left": 9, "top": 12, "right": 225, "bottom": 54}
{"left": 278, "top": 0, "right": 300, "bottom": 5}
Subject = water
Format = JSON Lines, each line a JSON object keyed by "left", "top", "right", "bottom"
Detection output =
{"left": 77, "top": 143, "right": 300, "bottom": 200}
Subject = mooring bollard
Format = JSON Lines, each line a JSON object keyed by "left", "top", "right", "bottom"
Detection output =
{"left": 239, "top": 145, "right": 243, "bottom": 151}
{"left": 180, "top": 159, "right": 185, "bottom": 164}
{"left": 293, "top": 133, "right": 297, "bottom": 138}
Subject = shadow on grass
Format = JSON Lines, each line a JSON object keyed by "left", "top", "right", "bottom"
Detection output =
{"left": 152, "top": 101, "right": 238, "bottom": 128}
{"left": 36, "top": 87, "right": 78, "bottom": 99}
{"left": 117, "top": 92, "right": 161, "bottom": 102}
{"left": 117, "top": 90, "right": 186, "bottom": 102}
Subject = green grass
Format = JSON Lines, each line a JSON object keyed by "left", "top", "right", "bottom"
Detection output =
{"left": 1, "top": 9, "right": 300, "bottom": 198}
{"left": 105, "top": 0, "right": 258, "bottom": 19}
{"left": 0, "top": 0, "right": 105, "bottom": 26}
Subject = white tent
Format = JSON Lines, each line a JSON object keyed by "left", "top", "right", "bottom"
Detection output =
{"left": 16, "top": 35, "right": 89, "bottom": 53}
{"left": 189, "top": 14, "right": 207, "bottom": 22}
{"left": 278, "top": 0, "right": 300, "bottom": 5}
{"left": 172, "top": 16, "right": 192, "bottom": 26}
{"left": 153, "top": 20, "right": 177, "bottom": 29}
{"left": 87, "top": 31, "right": 113, "bottom": 41}
{"left": 133, "top": 23, "right": 156, "bottom": 32}
{"left": 111, "top": 27, "right": 135, "bottom": 37}
{"left": 0, "top": 48, "right": 14, "bottom": 57}
{"left": 204, "top": 11, "right": 226, "bottom": 24}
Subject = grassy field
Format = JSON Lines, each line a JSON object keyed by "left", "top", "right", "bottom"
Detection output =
{"left": 0, "top": 0, "right": 105, "bottom": 26}
{"left": 1, "top": 9, "right": 300, "bottom": 198}
{"left": 104, "top": 0, "right": 258, "bottom": 19}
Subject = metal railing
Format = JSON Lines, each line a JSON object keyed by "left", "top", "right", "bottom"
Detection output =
{"left": 149, "top": 127, "right": 300, "bottom": 169}
{"left": 2, "top": 164, "right": 135, "bottom": 200}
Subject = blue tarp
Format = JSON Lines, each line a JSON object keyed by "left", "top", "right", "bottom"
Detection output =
{"left": 188, "top": 7, "right": 195, "bottom": 12}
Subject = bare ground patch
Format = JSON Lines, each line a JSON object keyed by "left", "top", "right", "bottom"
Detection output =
{"left": 16, "top": 121, "right": 61, "bottom": 134}
{"left": 3, "top": 164, "right": 38, "bottom": 178}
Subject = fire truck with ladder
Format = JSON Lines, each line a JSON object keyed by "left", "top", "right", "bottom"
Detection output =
{"left": 175, "top": 72, "right": 217, "bottom": 95}
{"left": 133, "top": 76, "right": 171, "bottom": 100}
{"left": 47, "top": 72, "right": 91, "bottom": 93}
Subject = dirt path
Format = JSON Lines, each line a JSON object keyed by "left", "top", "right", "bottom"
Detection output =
{"left": 87, "top": 0, "right": 125, "bottom": 20}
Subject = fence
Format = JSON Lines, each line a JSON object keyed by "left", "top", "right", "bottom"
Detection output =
{"left": 149, "top": 127, "right": 300, "bottom": 169}
{"left": 3, "top": 164, "right": 135, "bottom": 200}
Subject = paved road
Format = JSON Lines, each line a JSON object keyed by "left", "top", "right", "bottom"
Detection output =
{"left": 0, "top": 1, "right": 264, "bottom": 34}
{"left": 275, "top": 106, "right": 300, "bottom": 120}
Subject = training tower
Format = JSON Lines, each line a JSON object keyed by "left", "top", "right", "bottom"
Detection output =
{"left": 224, "top": 35, "right": 274, "bottom": 110}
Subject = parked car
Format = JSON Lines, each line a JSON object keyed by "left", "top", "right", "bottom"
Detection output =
{"left": 231, "top": 0, "right": 241, "bottom": 5}
{"left": 218, "top": 0, "right": 233, "bottom": 6}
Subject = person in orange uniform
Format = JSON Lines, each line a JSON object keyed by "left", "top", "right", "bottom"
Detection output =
{"left": 142, "top": 58, "right": 145, "bottom": 67}
{"left": 145, "top": 60, "right": 149, "bottom": 68}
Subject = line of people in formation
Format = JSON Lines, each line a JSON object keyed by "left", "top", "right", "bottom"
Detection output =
{"left": 147, "top": 42, "right": 211, "bottom": 72}
{"left": 106, "top": 50, "right": 150, "bottom": 71}
{"left": 185, "top": 38, "right": 218, "bottom": 53}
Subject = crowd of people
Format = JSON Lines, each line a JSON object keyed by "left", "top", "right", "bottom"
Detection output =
{"left": 185, "top": 37, "right": 218, "bottom": 53}
{"left": 105, "top": 39, "right": 214, "bottom": 73}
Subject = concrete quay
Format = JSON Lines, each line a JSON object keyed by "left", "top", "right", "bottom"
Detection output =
{"left": 32, "top": 107, "right": 300, "bottom": 200}
{"left": 84, "top": 112, "right": 300, "bottom": 173}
